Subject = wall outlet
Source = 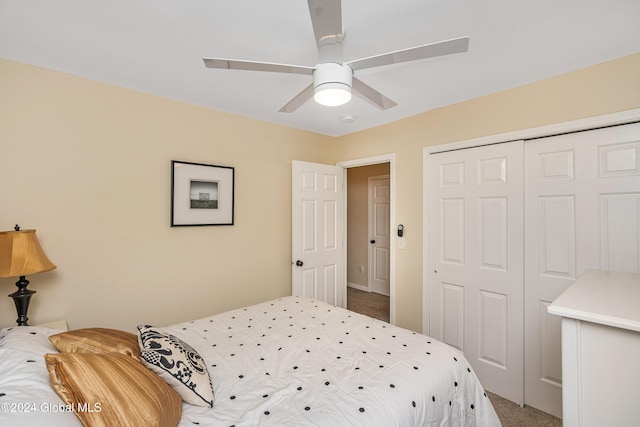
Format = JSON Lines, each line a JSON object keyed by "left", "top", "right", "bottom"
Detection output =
{"left": 358, "top": 265, "right": 364, "bottom": 274}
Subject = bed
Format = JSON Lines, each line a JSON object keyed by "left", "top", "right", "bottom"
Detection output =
{"left": 0, "top": 296, "right": 501, "bottom": 426}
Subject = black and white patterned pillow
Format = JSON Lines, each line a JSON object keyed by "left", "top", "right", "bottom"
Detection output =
{"left": 137, "top": 325, "right": 214, "bottom": 407}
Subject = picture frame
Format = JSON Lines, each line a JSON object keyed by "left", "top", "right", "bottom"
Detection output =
{"left": 171, "top": 160, "right": 235, "bottom": 226}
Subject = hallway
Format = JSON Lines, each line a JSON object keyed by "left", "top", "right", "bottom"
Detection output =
{"left": 346, "top": 287, "right": 389, "bottom": 322}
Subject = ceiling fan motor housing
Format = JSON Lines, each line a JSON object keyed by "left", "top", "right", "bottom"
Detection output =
{"left": 313, "top": 63, "right": 353, "bottom": 106}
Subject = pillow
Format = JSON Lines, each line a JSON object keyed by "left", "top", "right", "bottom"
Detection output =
{"left": 0, "top": 327, "right": 83, "bottom": 426}
{"left": 49, "top": 328, "right": 140, "bottom": 359}
{"left": 137, "top": 324, "right": 214, "bottom": 407}
{"left": 0, "top": 326, "right": 62, "bottom": 354}
{"left": 45, "top": 352, "right": 182, "bottom": 427}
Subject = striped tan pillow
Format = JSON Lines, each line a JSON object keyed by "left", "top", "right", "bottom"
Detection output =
{"left": 45, "top": 352, "right": 182, "bottom": 427}
{"left": 49, "top": 328, "right": 140, "bottom": 359}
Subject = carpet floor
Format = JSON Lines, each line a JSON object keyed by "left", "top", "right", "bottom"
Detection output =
{"left": 346, "top": 287, "right": 389, "bottom": 322}
{"left": 487, "top": 392, "right": 562, "bottom": 427}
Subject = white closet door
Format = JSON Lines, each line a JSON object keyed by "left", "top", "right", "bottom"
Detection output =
{"left": 429, "top": 141, "right": 524, "bottom": 405}
{"left": 524, "top": 122, "right": 640, "bottom": 417}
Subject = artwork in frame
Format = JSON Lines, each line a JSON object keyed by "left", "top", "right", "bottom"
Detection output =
{"left": 171, "top": 160, "right": 235, "bottom": 226}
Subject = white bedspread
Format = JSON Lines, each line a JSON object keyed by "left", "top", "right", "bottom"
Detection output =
{"left": 0, "top": 326, "right": 83, "bottom": 427}
{"left": 166, "top": 296, "right": 501, "bottom": 426}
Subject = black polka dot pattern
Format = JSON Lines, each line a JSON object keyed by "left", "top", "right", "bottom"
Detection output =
{"left": 164, "top": 296, "right": 500, "bottom": 425}
{"left": 0, "top": 298, "right": 499, "bottom": 426}
{"left": 0, "top": 326, "right": 101, "bottom": 425}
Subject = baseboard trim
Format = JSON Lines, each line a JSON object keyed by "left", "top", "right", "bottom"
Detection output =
{"left": 347, "top": 283, "right": 369, "bottom": 292}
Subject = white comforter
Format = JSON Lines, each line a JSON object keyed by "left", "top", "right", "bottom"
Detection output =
{"left": 0, "top": 296, "right": 501, "bottom": 426}
{"left": 166, "top": 296, "right": 501, "bottom": 426}
{"left": 0, "top": 326, "right": 83, "bottom": 427}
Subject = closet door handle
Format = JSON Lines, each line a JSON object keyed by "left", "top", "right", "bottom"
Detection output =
{"left": 295, "top": 260, "right": 304, "bottom": 267}
{"left": 370, "top": 240, "right": 376, "bottom": 244}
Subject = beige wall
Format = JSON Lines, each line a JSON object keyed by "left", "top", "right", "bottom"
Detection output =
{"left": 0, "top": 59, "right": 335, "bottom": 330}
{"left": 346, "top": 163, "right": 390, "bottom": 289}
{"left": 2, "top": 52, "right": 639, "bottom": 333}
{"left": 335, "top": 53, "right": 640, "bottom": 332}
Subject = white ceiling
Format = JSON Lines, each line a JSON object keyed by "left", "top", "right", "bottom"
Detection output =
{"left": 1, "top": 0, "right": 639, "bottom": 137}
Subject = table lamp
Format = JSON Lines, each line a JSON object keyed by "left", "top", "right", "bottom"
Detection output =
{"left": 0, "top": 225, "right": 56, "bottom": 326}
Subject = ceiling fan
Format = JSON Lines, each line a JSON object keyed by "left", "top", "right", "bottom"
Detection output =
{"left": 203, "top": 0, "right": 469, "bottom": 113}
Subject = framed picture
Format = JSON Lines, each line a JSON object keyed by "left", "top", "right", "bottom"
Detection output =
{"left": 171, "top": 160, "right": 235, "bottom": 226}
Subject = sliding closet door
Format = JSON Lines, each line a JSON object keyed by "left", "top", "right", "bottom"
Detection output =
{"left": 429, "top": 141, "right": 524, "bottom": 405}
{"left": 524, "top": 122, "right": 640, "bottom": 417}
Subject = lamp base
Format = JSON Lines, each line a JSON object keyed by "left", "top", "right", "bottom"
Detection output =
{"left": 8, "top": 276, "right": 35, "bottom": 326}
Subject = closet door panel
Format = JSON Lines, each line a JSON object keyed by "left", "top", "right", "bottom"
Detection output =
{"left": 429, "top": 141, "right": 524, "bottom": 405}
{"left": 600, "top": 193, "right": 640, "bottom": 272}
{"left": 524, "top": 122, "right": 640, "bottom": 418}
{"left": 538, "top": 196, "right": 576, "bottom": 279}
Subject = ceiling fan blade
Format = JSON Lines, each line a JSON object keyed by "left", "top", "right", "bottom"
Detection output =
{"left": 203, "top": 58, "right": 313, "bottom": 75}
{"left": 352, "top": 77, "right": 397, "bottom": 110}
{"left": 279, "top": 83, "right": 315, "bottom": 113}
{"left": 348, "top": 36, "right": 469, "bottom": 72}
{"left": 307, "top": 0, "right": 343, "bottom": 63}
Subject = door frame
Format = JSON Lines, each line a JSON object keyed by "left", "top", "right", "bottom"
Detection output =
{"left": 338, "top": 154, "right": 397, "bottom": 324}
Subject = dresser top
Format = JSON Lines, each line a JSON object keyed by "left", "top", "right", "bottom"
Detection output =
{"left": 548, "top": 269, "right": 640, "bottom": 332}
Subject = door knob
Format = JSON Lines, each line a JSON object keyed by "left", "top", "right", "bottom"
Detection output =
{"left": 370, "top": 240, "right": 376, "bottom": 244}
{"left": 295, "top": 260, "right": 303, "bottom": 267}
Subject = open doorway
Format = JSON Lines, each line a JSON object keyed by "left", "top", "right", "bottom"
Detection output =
{"left": 345, "top": 163, "right": 390, "bottom": 322}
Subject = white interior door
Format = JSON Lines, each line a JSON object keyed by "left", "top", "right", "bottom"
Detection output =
{"left": 524, "top": 122, "right": 640, "bottom": 417}
{"left": 429, "top": 140, "right": 524, "bottom": 405}
{"left": 292, "top": 160, "right": 345, "bottom": 307}
{"left": 368, "top": 176, "right": 390, "bottom": 296}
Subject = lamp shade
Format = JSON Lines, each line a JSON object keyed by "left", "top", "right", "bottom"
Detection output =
{"left": 0, "top": 229, "right": 56, "bottom": 278}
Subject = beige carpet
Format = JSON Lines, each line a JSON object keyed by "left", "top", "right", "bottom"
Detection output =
{"left": 487, "top": 392, "right": 562, "bottom": 426}
{"left": 347, "top": 287, "right": 562, "bottom": 426}
{"left": 346, "top": 287, "right": 389, "bottom": 322}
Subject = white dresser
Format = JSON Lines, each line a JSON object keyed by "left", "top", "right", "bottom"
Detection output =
{"left": 548, "top": 269, "right": 640, "bottom": 427}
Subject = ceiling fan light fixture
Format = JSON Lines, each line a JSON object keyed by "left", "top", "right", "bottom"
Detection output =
{"left": 313, "top": 63, "right": 353, "bottom": 107}
{"left": 314, "top": 83, "right": 352, "bottom": 107}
